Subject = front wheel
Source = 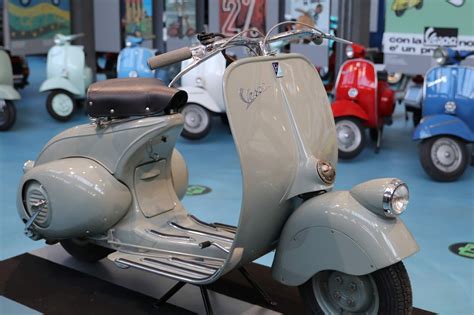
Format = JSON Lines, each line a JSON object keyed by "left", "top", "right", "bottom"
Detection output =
{"left": 395, "top": 9, "right": 406, "bottom": 17}
{"left": 0, "top": 100, "right": 17, "bottom": 131}
{"left": 299, "top": 262, "right": 412, "bottom": 315}
{"left": 180, "top": 103, "right": 212, "bottom": 140}
{"left": 46, "top": 90, "right": 76, "bottom": 121}
{"left": 420, "top": 136, "right": 468, "bottom": 181}
{"left": 335, "top": 117, "right": 366, "bottom": 160}
{"left": 60, "top": 238, "right": 114, "bottom": 263}
{"left": 415, "top": 0, "right": 423, "bottom": 9}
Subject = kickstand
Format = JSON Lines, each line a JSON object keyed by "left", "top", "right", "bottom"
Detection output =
{"left": 154, "top": 281, "right": 214, "bottom": 315}
{"left": 375, "top": 128, "right": 382, "bottom": 154}
{"left": 239, "top": 267, "right": 277, "bottom": 306}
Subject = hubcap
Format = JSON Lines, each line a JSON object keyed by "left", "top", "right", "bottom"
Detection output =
{"left": 336, "top": 120, "right": 362, "bottom": 152}
{"left": 182, "top": 104, "right": 209, "bottom": 134}
{"left": 51, "top": 93, "right": 74, "bottom": 117}
{"left": 431, "top": 137, "right": 463, "bottom": 173}
{"left": 312, "top": 271, "right": 379, "bottom": 314}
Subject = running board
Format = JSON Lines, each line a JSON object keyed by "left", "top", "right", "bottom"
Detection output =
{"left": 108, "top": 252, "right": 224, "bottom": 284}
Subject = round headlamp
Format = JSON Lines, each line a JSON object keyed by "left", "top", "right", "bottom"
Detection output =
{"left": 128, "top": 70, "right": 138, "bottom": 78}
{"left": 345, "top": 45, "right": 354, "bottom": 59}
{"left": 383, "top": 179, "right": 409, "bottom": 217}
{"left": 433, "top": 47, "right": 448, "bottom": 65}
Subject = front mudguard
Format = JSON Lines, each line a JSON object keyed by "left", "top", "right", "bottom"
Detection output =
{"left": 0, "top": 84, "right": 21, "bottom": 101}
{"left": 272, "top": 191, "right": 419, "bottom": 286}
{"left": 331, "top": 99, "right": 369, "bottom": 121}
{"left": 413, "top": 114, "right": 474, "bottom": 142}
{"left": 39, "top": 77, "right": 81, "bottom": 96}
{"left": 179, "top": 86, "right": 222, "bottom": 113}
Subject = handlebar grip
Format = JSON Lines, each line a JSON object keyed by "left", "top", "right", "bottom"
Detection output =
{"left": 148, "top": 47, "right": 192, "bottom": 69}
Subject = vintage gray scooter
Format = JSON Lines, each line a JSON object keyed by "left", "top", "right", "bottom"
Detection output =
{"left": 17, "top": 24, "right": 418, "bottom": 314}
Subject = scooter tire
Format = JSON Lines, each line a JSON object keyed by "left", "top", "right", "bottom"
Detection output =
{"left": 335, "top": 117, "right": 366, "bottom": 160}
{"left": 420, "top": 136, "right": 468, "bottom": 182}
{"left": 299, "top": 262, "right": 412, "bottom": 315}
{"left": 415, "top": 0, "right": 423, "bottom": 9}
{"left": 180, "top": 103, "right": 212, "bottom": 140}
{"left": 46, "top": 90, "right": 76, "bottom": 122}
{"left": 395, "top": 9, "right": 406, "bottom": 17}
{"left": 60, "top": 239, "right": 114, "bottom": 263}
{"left": 0, "top": 101, "right": 16, "bottom": 131}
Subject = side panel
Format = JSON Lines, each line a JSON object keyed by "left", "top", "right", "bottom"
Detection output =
{"left": 117, "top": 47, "right": 155, "bottom": 78}
{"left": 0, "top": 84, "right": 21, "bottom": 100}
{"left": 222, "top": 54, "right": 337, "bottom": 270}
{"left": 413, "top": 114, "right": 474, "bottom": 142}
{"left": 331, "top": 99, "right": 369, "bottom": 121}
{"left": 272, "top": 191, "right": 419, "bottom": 286}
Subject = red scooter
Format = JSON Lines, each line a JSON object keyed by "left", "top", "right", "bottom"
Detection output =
{"left": 331, "top": 43, "right": 395, "bottom": 159}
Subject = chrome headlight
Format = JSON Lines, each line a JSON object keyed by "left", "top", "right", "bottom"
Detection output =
{"left": 382, "top": 179, "right": 409, "bottom": 217}
{"left": 433, "top": 47, "right": 448, "bottom": 65}
{"left": 129, "top": 70, "right": 138, "bottom": 78}
{"left": 345, "top": 45, "right": 354, "bottom": 59}
{"left": 350, "top": 178, "right": 409, "bottom": 218}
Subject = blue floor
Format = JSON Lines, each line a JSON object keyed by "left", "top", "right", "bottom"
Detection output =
{"left": 0, "top": 57, "right": 473, "bottom": 314}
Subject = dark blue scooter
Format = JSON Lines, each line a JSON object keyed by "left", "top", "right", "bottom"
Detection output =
{"left": 117, "top": 36, "right": 169, "bottom": 82}
{"left": 413, "top": 47, "right": 474, "bottom": 181}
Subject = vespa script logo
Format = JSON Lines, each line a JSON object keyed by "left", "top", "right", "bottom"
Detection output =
{"left": 424, "top": 27, "right": 458, "bottom": 47}
{"left": 239, "top": 83, "right": 270, "bottom": 109}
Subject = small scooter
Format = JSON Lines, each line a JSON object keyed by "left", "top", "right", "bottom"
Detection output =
{"left": 332, "top": 43, "right": 396, "bottom": 159}
{"left": 40, "top": 34, "right": 93, "bottom": 121}
{"left": 117, "top": 35, "right": 169, "bottom": 82}
{"left": 18, "top": 24, "right": 418, "bottom": 314}
{"left": 0, "top": 48, "right": 21, "bottom": 131}
{"left": 413, "top": 47, "right": 474, "bottom": 181}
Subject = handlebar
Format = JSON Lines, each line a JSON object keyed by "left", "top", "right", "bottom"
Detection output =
{"left": 148, "top": 47, "right": 192, "bottom": 69}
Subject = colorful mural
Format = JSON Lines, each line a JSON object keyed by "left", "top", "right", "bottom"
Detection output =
{"left": 121, "top": 0, "right": 153, "bottom": 37}
{"left": 7, "top": 0, "right": 71, "bottom": 40}
{"left": 165, "top": 0, "right": 196, "bottom": 39}
{"left": 219, "top": 0, "right": 266, "bottom": 38}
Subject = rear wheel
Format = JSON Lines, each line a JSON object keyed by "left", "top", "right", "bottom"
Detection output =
{"left": 60, "top": 238, "right": 114, "bottom": 263}
{"left": 420, "top": 136, "right": 468, "bottom": 181}
{"left": 415, "top": 0, "right": 423, "bottom": 9}
{"left": 180, "top": 103, "right": 212, "bottom": 140}
{"left": 395, "top": 9, "right": 406, "bottom": 17}
{"left": 335, "top": 117, "right": 366, "bottom": 159}
{"left": 299, "top": 262, "right": 412, "bottom": 315}
{"left": 0, "top": 100, "right": 16, "bottom": 131}
{"left": 46, "top": 90, "right": 76, "bottom": 121}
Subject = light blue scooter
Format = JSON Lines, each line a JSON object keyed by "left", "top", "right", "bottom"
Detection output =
{"left": 117, "top": 36, "right": 169, "bottom": 83}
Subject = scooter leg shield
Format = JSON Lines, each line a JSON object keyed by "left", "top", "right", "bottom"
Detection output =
{"left": 17, "top": 158, "right": 132, "bottom": 241}
{"left": 271, "top": 190, "right": 419, "bottom": 286}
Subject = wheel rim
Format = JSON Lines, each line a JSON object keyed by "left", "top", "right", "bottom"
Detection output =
{"left": 430, "top": 137, "right": 463, "bottom": 173}
{"left": 51, "top": 93, "right": 74, "bottom": 117}
{"left": 313, "top": 271, "right": 379, "bottom": 314}
{"left": 182, "top": 104, "right": 209, "bottom": 134}
{"left": 336, "top": 120, "right": 362, "bottom": 152}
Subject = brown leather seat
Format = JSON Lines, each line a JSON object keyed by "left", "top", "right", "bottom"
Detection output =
{"left": 86, "top": 78, "right": 187, "bottom": 118}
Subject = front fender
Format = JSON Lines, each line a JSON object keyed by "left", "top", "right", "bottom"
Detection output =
{"left": 179, "top": 86, "right": 222, "bottom": 113}
{"left": 331, "top": 99, "right": 369, "bottom": 121}
{"left": 0, "top": 84, "right": 21, "bottom": 100}
{"left": 39, "top": 77, "right": 81, "bottom": 96}
{"left": 272, "top": 190, "right": 419, "bottom": 286}
{"left": 413, "top": 114, "right": 474, "bottom": 142}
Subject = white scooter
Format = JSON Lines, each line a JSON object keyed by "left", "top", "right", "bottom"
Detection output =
{"left": 39, "top": 34, "right": 93, "bottom": 121}
{"left": 178, "top": 50, "right": 227, "bottom": 139}
{"left": 0, "top": 48, "right": 21, "bottom": 131}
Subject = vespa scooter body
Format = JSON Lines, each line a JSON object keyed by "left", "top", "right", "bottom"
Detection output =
{"left": 117, "top": 36, "right": 169, "bottom": 82}
{"left": 0, "top": 49, "right": 21, "bottom": 131}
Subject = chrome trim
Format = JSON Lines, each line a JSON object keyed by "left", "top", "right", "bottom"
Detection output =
{"left": 146, "top": 229, "right": 194, "bottom": 241}
{"left": 188, "top": 214, "right": 218, "bottom": 230}
{"left": 168, "top": 222, "right": 234, "bottom": 242}
{"left": 382, "top": 179, "right": 408, "bottom": 217}
{"left": 317, "top": 160, "right": 336, "bottom": 184}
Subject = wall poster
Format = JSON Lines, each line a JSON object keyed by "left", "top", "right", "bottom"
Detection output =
{"left": 218, "top": 0, "right": 266, "bottom": 38}
{"left": 165, "top": 0, "right": 197, "bottom": 39}
{"left": 121, "top": 0, "right": 153, "bottom": 38}
{"left": 287, "top": 0, "right": 330, "bottom": 34}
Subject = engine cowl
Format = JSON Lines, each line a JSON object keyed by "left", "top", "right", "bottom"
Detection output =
{"left": 18, "top": 158, "right": 132, "bottom": 240}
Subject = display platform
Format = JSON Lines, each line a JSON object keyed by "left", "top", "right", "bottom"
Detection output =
{"left": 0, "top": 245, "right": 436, "bottom": 314}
